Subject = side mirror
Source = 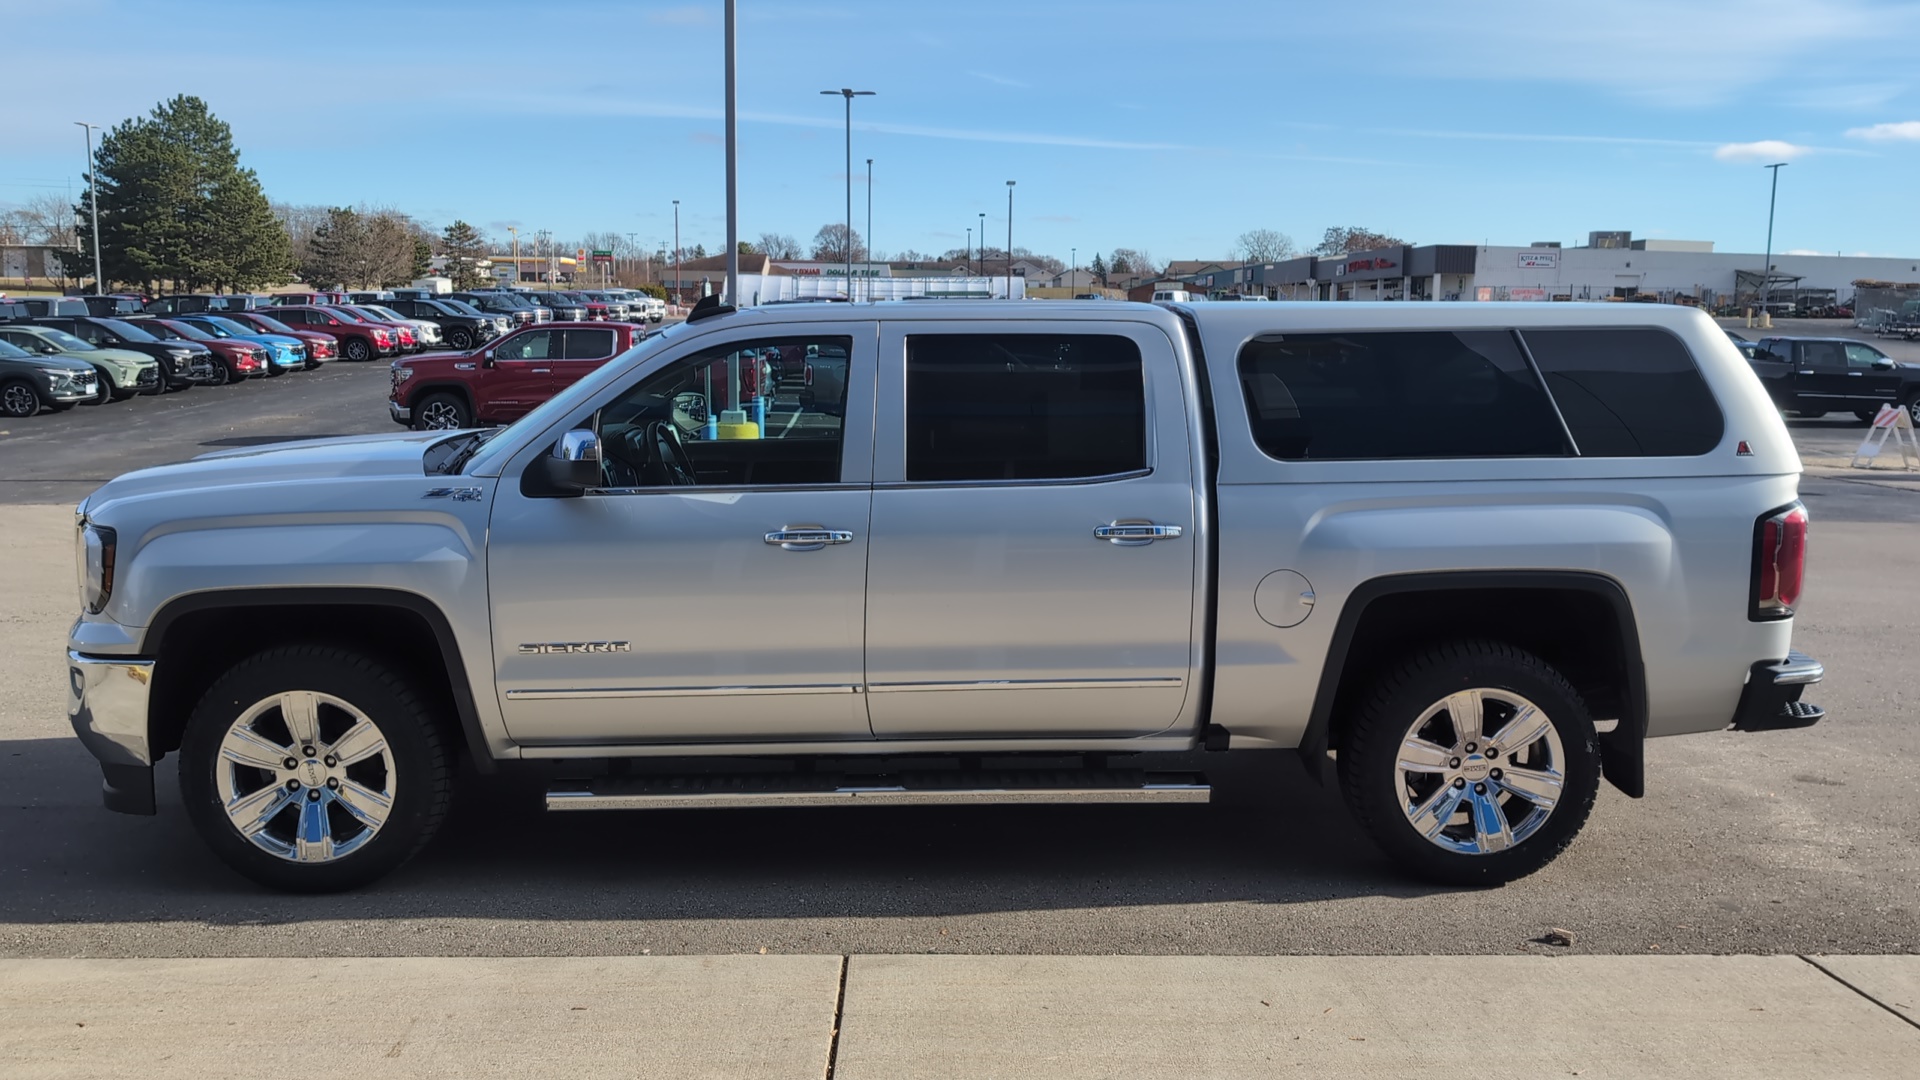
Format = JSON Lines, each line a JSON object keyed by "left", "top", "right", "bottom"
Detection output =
{"left": 1874, "top": 358, "right": 1896, "bottom": 370}
{"left": 481, "top": 351, "right": 495, "bottom": 368}
{"left": 531, "top": 429, "right": 601, "bottom": 497}
{"left": 327, "top": 318, "right": 340, "bottom": 326}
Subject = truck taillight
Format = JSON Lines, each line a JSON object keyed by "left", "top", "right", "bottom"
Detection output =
{"left": 1751, "top": 503, "right": 1807, "bottom": 620}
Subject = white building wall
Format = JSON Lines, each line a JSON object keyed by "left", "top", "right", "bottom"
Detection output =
{"left": 1470, "top": 246, "right": 1920, "bottom": 302}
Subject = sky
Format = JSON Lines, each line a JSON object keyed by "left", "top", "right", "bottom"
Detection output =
{"left": 4, "top": 0, "right": 1920, "bottom": 263}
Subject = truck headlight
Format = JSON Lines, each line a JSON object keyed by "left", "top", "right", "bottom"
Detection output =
{"left": 76, "top": 522, "right": 117, "bottom": 615}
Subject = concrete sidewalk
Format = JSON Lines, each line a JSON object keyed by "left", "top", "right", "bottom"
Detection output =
{"left": 2, "top": 955, "right": 1915, "bottom": 1079}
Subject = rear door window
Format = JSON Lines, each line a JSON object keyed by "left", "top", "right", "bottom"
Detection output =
{"left": 1521, "top": 328, "right": 1723, "bottom": 457}
{"left": 1236, "top": 330, "right": 1568, "bottom": 460}
{"left": 560, "top": 328, "right": 617, "bottom": 359}
{"left": 904, "top": 333, "right": 1146, "bottom": 481}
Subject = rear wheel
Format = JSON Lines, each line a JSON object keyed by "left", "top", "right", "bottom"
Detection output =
{"left": 204, "top": 359, "right": 232, "bottom": 386}
{"left": 343, "top": 337, "right": 372, "bottom": 362}
{"left": 177, "top": 645, "right": 452, "bottom": 893}
{"left": 1791, "top": 409, "right": 1826, "bottom": 419}
{"left": 412, "top": 392, "right": 471, "bottom": 431}
{"left": 0, "top": 378, "right": 41, "bottom": 418}
{"left": 1855, "top": 409, "right": 1881, "bottom": 423}
{"left": 1906, "top": 394, "right": 1920, "bottom": 426}
{"left": 446, "top": 327, "right": 474, "bottom": 350}
{"left": 1338, "top": 639, "right": 1601, "bottom": 886}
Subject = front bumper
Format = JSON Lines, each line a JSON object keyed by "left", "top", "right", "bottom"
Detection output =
{"left": 389, "top": 400, "right": 412, "bottom": 425}
{"left": 67, "top": 650, "right": 157, "bottom": 814}
{"left": 1730, "top": 650, "right": 1825, "bottom": 731}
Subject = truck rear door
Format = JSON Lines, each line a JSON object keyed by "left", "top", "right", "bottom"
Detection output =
{"left": 862, "top": 321, "right": 1198, "bottom": 739}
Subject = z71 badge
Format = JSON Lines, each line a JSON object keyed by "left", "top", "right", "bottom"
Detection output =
{"left": 518, "top": 641, "right": 632, "bottom": 655}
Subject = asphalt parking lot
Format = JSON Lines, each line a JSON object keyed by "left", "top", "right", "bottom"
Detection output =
{"left": 0, "top": 320, "right": 1916, "bottom": 961}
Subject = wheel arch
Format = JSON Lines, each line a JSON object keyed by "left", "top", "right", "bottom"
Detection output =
{"left": 142, "top": 588, "right": 494, "bottom": 774}
{"left": 406, "top": 382, "right": 476, "bottom": 417}
{"left": 1302, "top": 571, "right": 1647, "bottom": 798}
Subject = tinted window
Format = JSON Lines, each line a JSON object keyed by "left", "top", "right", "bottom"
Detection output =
{"left": 95, "top": 318, "right": 158, "bottom": 342}
{"left": 561, "top": 328, "right": 617, "bottom": 359}
{"left": 906, "top": 333, "right": 1146, "bottom": 482}
{"left": 1237, "top": 330, "right": 1567, "bottom": 460}
{"left": 1798, "top": 340, "right": 1845, "bottom": 369}
{"left": 1522, "top": 328, "right": 1723, "bottom": 457}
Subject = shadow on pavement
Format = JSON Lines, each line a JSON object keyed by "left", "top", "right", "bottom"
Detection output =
{"left": 0, "top": 735, "right": 1444, "bottom": 925}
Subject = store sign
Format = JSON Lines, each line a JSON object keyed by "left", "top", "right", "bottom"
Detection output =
{"left": 591, "top": 250, "right": 614, "bottom": 263}
{"left": 1509, "top": 287, "right": 1550, "bottom": 302}
{"left": 1517, "top": 251, "right": 1559, "bottom": 269}
{"left": 1345, "top": 257, "right": 1396, "bottom": 273}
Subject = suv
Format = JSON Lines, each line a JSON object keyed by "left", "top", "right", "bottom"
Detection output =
{"left": 521, "top": 290, "right": 588, "bottom": 321}
{"left": 377, "top": 297, "right": 499, "bottom": 351}
{"left": 65, "top": 301, "right": 1822, "bottom": 893}
{"left": 80, "top": 295, "right": 147, "bottom": 318}
{"left": 450, "top": 291, "right": 543, "bottom": 328}
{"left": 0, "top": 323, "right": 161, "bottom": 399}
{"left": 143, "top": 294, "right": 270, "bottom": 315}
{"left": 30, "top": 315, "right": 218, "bottom": 390}
{"left": 19, "top": 297, "right": 91, "bottom": 317}
{"left": 267, "top": 306, "right": 399, "bottom": 361}
{"left": 1749, "top": 336, "right": 1920, "bottom": 423}
{"left": 387, "top": 321, "right": 645, "bottom": 429}
{"left": 0, "top": 334, "right": 99, "bottom": 416}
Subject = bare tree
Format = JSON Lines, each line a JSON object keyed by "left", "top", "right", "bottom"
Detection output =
{"left": 756, "top": 232, "right": 802, "bottom": 259}
{"left": 1110, "top": 248, "right": 1158, "bottom": 277}
{"left": 1236, "top": 228, "right": 1296, "bottom": 264}
{"left": 1314, "top": 226, "right": 1406, "bottom": 256}
{"left": 10, "top": 193, "right": 80, "bottom": 247}
{"left": 810, "top": 223, "right": 867, "bottom": 262}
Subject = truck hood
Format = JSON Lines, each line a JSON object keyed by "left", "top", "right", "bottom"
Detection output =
{"left": 84, "top": 431, "right": 455, "bottom": 510}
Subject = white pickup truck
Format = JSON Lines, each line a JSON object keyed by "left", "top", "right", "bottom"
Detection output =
{"left": 67, "top": 299, "right": 1823, "bottom": 891}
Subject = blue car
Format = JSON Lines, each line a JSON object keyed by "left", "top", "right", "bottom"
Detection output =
{"left": 176, "top": 315, "right": 307, "bottom": 375}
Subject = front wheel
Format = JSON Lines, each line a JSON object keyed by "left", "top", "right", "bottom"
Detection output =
{"left": 1790, "top": 409, "right": 1826, "bottom": 419}
{"left": 411, "top": 392, "right": 471, "bottom": 431}
{"left": 177, "top": 645, "right": 452, "bottom": 893}
{"left": 1, "top": 378, "right": 42, "bottom": 417}
{"left": 446, "top": 327, "right": 474, "bottom": 350}
{"left": 342, "top": 337, "right": 372, "bottom": 362}
{"left": 1337, "top": 640, "right": 1601, "bottom": 886}
{"left": 1906, "top": 394, "right": 1920, "bottom": 426}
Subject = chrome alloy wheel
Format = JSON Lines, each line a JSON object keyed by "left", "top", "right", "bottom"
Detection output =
{"left": 1, "top": 382, "right": 38, "bottom": 416}
{"left": 1395, "top": 688, "right": 1565, "bottom": 855}
{"left": 418, "top": 399, "right": 463, "bottom": 429}
{"left": 214, "top": 691, "right": 395, "bottom": 863}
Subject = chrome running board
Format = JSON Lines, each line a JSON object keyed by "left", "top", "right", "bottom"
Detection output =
{"left": 545, "top": 770, "right": 1211, "bottom": 811}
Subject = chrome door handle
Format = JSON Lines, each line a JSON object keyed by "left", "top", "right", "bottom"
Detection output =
{"left": 765, "top": 527, "right": 854, "bottom": 551}
{"left": 531, "top": 367, "right": 551, "bottom": 373}
{"left": 1094, "top": 521, "right": 1183, "bottom": 546}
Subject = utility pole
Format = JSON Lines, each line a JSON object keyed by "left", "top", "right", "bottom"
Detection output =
{"left": 966, "top": 227, "right": 971, "bottom": 276}
{"left": 1071, "top": 247, "right": 1076, "bottom": 293}
{"left": 865, "top": 157, "right": 873, "bottom": 303}
{"left": 820, "top": 88, "right": 875, "bottom": 299}
{"left": 672, "top": 200, "right": 681, "bottom": 306}
{"left": 625, "top": 231, "right": 638, "bottom": 286}
{"left": 74, "top": 122, "right": 103, "bottom": 293}
{"left": 1005, "top": 180, "right": 1015, "bottom": 299}
{"left": 724, "top": 0, "right": 739, "bottom": 306}
{"left": 1760, "top": 162, "right": 1788, "bottom": 329}
{"left": 507, "top": 226, "right": 519, "bottom": 285}
{"left": 978, "top": 212, "right": 985, "bottom": 278}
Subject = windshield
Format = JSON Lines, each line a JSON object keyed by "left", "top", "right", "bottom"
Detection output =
{"left": 162, "top": 320, "right": 217, "bottom": 341}
{"left": 37, "top": 328, "right": 95, "bottom": 351}
{"left": 462, "top": 321, "right": 692, "bottom": 475}
{"left": 442, "top": 300, "right": 484, "bottom": 317}
{"left": 322, "top": 307, "right": 370, "bottom": 323}
{"left": 363, "top": 306, "right": 408, "bottom": 322}
{"left": 95, "top": 318, "right": 160, "bottom": 342}
{"left": 0, "top": 339, "right": 29, "bottom": 359}
{"left": 246, "top": 314, "right": 298, "bottom": 334}
{"left": 193, "top": 316, "right": 256, "bottom": 337}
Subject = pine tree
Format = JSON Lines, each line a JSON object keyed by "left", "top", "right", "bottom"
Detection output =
{"left": 304, "top": 207, "right": 364, "bottom": 288}
{"left": 209, "top": 166, "right": 292, "bottom": 290}
{"left": 1110, "top": 251, "right": 1132, "bottom": 275}
{"left": 1090, "top": 252, "right": 1107, "bottom": 286}
{"left": 411, "top": 239, "right": 433, "bottom": 280}
{"left": 440, "top": 220, "right": 487, "bottom": 290}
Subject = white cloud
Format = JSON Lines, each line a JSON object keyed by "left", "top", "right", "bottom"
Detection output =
{"left": 1713, "top": 140, "right": 1811, "bottom": 163}
{"left": 1846, "top": 121, "right": 1920, "bottom": 141}
{"left": 1783, "top": 249, "right": 1828, "bottom": 256}
{"left": 968, "top": 71, "right": 1030, "bottom": 89}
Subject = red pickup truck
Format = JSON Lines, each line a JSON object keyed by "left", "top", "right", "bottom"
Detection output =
{"left": 388, "top": 321, "right": 647, "bottom": 429}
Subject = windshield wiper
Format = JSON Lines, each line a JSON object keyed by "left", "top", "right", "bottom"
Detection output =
{"left": 436, "top": 429, "right": 500, "bottom": 475}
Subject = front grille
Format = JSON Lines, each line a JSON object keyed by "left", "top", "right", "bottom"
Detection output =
{"left": 135, "top": 367, "right": 159, "bottom": 387}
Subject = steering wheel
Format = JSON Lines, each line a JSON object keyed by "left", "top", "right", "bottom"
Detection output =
{"left": 647, "top": 421, "right": 698, "bottom": 486}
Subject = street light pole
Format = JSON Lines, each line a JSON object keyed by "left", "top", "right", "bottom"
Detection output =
{"left": 978, "top": 213, "right": 985, "bottom": 277}
{"left": 1760, "top": 162, "right": 1787, "bottom": 328}
{"left": 507, "top": 226, "right": 519, "bottom": 284}
{"left": 625, "top": 231, "right": 637, "bottom": 286}
{"left": 672, "top": 200, "right": 681, "bottom": 306}
{"left": 74, "top": 122, "right": 103, "bottom": 292}
{"left": 820, "top": 88, "right": 875, "bottom": 299}
{"left": 1005, "top": 180, "right": 1015, "bottom": 299}
{"left": 865, "top": 157, "right": 873, "bottom": 303}
{"left": 724, "top": 0, "right": 739, "bottom": 306}
{"left": 1071, "top": 247, "right": 1076, "bottom": 293}
{"left": 965, "top": 227, "right": 971, "bottom": 277}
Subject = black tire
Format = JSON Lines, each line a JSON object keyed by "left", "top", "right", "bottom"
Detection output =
{"left": 204, "top": 359, "right": 232, "bottom": 386}
{"left": 343, "top": 337, "right": 373, "bottom": 362}
{"left": 1906, "top": 394, "right": 1920, "bottom": 427}
{"left": 177, "top": 645, "right": 453, "bottom": 893}
{"left": 446, "top": 326, "right": 474, "bottom": 350}
{"left": 412, "top": 392, "right": 471, "bottom": 431}
{"left": 1, "top": 378, "right": 42, "bottom": 418}
{"left": 1791, "top": 410, "right": 1826, "bottom": 419}
{"left": 1855, "top": 409, "right": 1880, "bottom": 423}
{"left": 1337, "top": 639, "right": 1601, "bottom": 887}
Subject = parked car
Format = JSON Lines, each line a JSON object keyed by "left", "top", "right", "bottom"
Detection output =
{"left": 450, "top": 291, "right": 541, "bottom": 328}
{"left": 375, "top": 297, "right": 499, "bottom": 351}
{"left": 66, "top": 301, "right": 1824, "bottom": 893}
{"left": 271, "top": 291, "right": 351, "bottom": 308}
{"left": 578, "top": 290, "right": 638, "bottom": 321}
{"left": 436, "top": 299, "right": 514, "bottom": 345}
{"left": 143, "top": 294, "right": 270, "bottom": 315}
{"left": 1748, "top": 335, "right": 1920, "bottom": 422}
{"left": 175, "top": 315, "right": 308, "bottom": 376}
{"left": 217, "top": 311, "right": 339, "bottom": 368}
{"left": 0, "top": 335, "right": 99, "bottom": 416}
{"left": 521, "top": 290, "right": 588, "bottom": 321}
{"left": 561, "top": 290, "right": 611, "bottom": 320}
{"left": 0, "top": 300, "right": 30, "bottom": 323}
{"left": 0, "top": 323, "right": 161, "bottom": 400}
{"left": 334, "top": 306, "right": 417, "bottom": 352}
{"left": 132, "top": 318, "right": 270, "bottom": 383}
{"left": 267, "top": 306, "right": 399, "bottom": 361}
{"left": 346, "top": 291, "right": 397, "bottom": 305}
{"left": 355, "top": 304, "right": 443, "bottom": 350}
{"left": 388, "top": 321, "right": 646, "bottom": 429}
{"left": 79, "top": 295, "right": 147, "bottom": 318}
{"left": 1724, "top": 330, "right": 1760, "bottom": 359}
{"left": 29, "top": 315, "right": 218, "bottom": 390}
{"left": 18, "top": 297, "right": 91, "bottom": 317}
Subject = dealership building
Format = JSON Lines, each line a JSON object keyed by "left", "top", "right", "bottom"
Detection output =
{"left": 1183, "top": 232, "right": 1920, "bottom": 307}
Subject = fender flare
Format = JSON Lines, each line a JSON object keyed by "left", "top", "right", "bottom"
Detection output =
{"left": 1297, "top": 570, "right": 1647, "bottom": 798}
{"left": 144, "top": 586, "right": 495, "bottom": 773}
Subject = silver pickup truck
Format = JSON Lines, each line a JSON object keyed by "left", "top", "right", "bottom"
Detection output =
{"left": 67, "top": 299, "right": 1823, "bottom": 892}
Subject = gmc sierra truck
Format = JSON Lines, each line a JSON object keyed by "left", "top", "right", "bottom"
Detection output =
{"left": 67, "top": 299, "right": 1823, "bottom": 892}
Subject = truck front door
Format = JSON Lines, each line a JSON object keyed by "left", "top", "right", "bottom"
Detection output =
{"left": 1843, "top": 342, "right": 1903, "bottom": 411}
{"left": 481, "top": 328, "right": 559, "bottom": 420}
{"left": 485, "top": 324, "right": 876, "bottom": 745}
{"left": 862, "top": 323, "right": 1199, "bottom": 739}
{"left": 1792, "top": 340, "right": 1851, "bottom": 414}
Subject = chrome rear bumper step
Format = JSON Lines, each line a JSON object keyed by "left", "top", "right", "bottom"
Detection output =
{"left": 546, "top": 770, "right": 1211, "bottom": 811}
